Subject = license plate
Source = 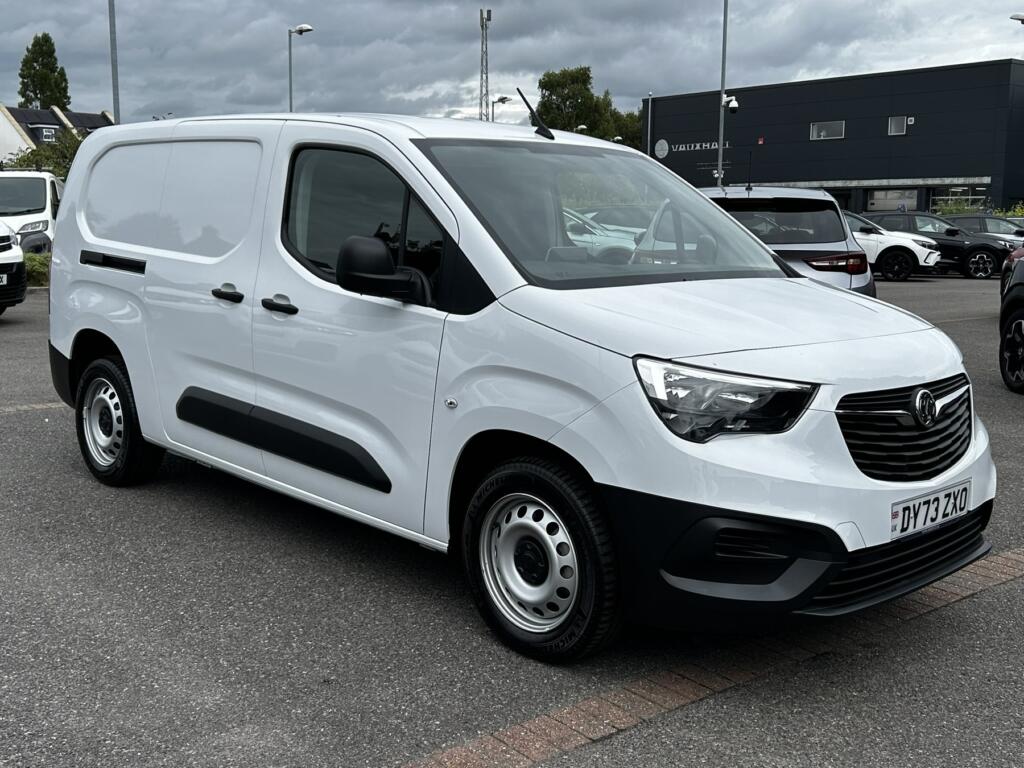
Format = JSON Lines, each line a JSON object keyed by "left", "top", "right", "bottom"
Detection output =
{"left": 0, "top": 274, "right": 6, "bottom": 286}
{"left": 891, "top": 480, "right": 971, "bottom": 540}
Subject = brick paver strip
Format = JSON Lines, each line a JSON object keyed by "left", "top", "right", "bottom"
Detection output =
{"left": 461, "top": 735, "right": 531, "bottom": 768}
{"left": 492, "top": 723, "right": 560, "bottom": 762}
{"left": 522, "top": 715, "right": 590, "bottom": 751}
{"left": 623, "top": 677, "right": 692, "bottom": 709}
{"left": 670, "top": 663, "right": 735, "bottom": 692}
{"left": 406, "top": 547, "right": 1024, "bottom": 768}
{"left": 599, "top": 687, "right": 665, "bottom": 721}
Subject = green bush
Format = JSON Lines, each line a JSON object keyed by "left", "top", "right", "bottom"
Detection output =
{"left": 25, "top": 251, "right": 50, "bottom": 287}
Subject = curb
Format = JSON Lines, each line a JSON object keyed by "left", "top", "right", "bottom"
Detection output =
{"left": 405, "top": 547, "right": 1024, "bottom": 768}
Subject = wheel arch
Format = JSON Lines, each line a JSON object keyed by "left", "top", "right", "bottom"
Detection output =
{"left": 66, "top": 328, "right": 124, "bottom": 404}
{"left": 446, "top": 429, "right": 595, "bottom": 558}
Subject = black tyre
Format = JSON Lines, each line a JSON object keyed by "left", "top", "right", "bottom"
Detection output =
{"left": 75, "top": 357, "right": 165, "bottom": 485}
{"left": 0, "top": 307, "right": 6, "bottom": 317}
{"left": 462, "top": 457, "right": 620, "bottom": 661}
{"left": 877, "top": 249, "right": 915, "bottom": 281}
{"left": 962, "top": 250, "right": 996, "bottom": 279}
{"left": 1000, "top": 308, "right": 1024, "bottom": 394}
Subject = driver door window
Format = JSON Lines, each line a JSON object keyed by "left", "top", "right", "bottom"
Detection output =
{"left": 284, "top": 147, "right": 445, "bottom": 293}
{"left": 914, "top": 216, "right": 946, "bottom": 234}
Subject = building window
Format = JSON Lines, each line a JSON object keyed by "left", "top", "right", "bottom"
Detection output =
{"left": 888, "top": 116, "right": 907, "bottom": 136}
{"left": 40, "top": 127, "right": 57, "bottom": 143}
{"left": 809, "top": 120, "right": 845, "bottom": 140}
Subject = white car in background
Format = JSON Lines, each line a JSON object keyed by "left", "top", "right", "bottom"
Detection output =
{"left": 844, "top": 210, "right": 940, "bottom": 281}
{"left": 0, "top": 220, "right": 27, "bottom": 316}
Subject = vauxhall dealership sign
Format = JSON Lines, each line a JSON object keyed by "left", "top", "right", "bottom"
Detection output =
{"left": 654, "top": 138, "right": 730, "bottom": 159}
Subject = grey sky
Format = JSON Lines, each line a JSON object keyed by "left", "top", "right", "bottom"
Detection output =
{"left": 3, "top": 1, "right": 1023, "bottom": 123}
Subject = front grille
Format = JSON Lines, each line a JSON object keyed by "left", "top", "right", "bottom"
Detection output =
{"left": 0, "top": 236, "right": 12, "bottom": 253}
{"left": 835, "top": 374, "right": 971, "bottom": 481}
{"left": 0, "top": 261, "right": 27, "bottom": 303}
{"left": 806, "top": 506, "right": 989, "bottom": 612}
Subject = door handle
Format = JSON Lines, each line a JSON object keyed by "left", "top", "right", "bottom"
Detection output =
{"left": 211, "top": 287, "right": 244, "bottom": 303}
{"left": 261, "top": 297, "right": 299, "bottom": 315}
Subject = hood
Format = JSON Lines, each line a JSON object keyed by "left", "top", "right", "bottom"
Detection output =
{"left": 499, "top": 277, "right": 931, "bottom": 360}
{"left": 887, "top": 230, "right": 934, "bottom": 245}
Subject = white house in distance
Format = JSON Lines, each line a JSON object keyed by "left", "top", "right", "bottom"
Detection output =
{"left": 0, "top": 104, "right": 114, "bottom": 162}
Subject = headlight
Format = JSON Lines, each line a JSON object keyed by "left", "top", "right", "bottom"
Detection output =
{"left": 912, "top": 239, "right": 934, "bottom": 249}
{"left": 635, "top": 358, "right": 818, "bottom": 443}
{"left": 17, "top": 220, "right": 47, "bottom": 234}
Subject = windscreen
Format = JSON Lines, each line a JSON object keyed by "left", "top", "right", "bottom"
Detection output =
{"left": 714, "top": 198, "right": 846, "bottom": 245}
{"left": 0, "top": 178, "right": 46, "bottom": 216}
{"left": 415, "top": 140, "right": 786, "bottom": 288}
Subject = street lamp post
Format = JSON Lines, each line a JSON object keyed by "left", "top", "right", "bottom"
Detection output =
{"left": 288, "top": 23, "right": 314, "bottom": 112}
{"left": 491, "top": 95, "right": 511, "bottom": 121}
{"left": 107, "top": 0, "right": 120, "bottom": 123}
{"left": 716, "top": 0, "right": 729, "bottom": 186}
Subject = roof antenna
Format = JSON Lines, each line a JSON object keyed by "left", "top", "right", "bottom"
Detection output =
{"left": 517, "top": 87, "right": 554, "bottom": 140}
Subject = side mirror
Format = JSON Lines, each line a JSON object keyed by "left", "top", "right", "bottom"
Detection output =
{"left": 858, "top": 225, "right": 878, "bottom": 234}
{"left": 336, "top": 235, "right": 430, "bottom": 305}
{"left": 944, "top": 227, "right": 960, "bottom": 236}
{"left": 1014, "top": 228, "right": 1024, "bottom": 237}
{"left": 566, "top": 221, "right": 589, "bottom": 236}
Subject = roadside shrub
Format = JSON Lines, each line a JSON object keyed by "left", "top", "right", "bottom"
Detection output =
{"left": 994, "top": 201, "right": 1024, "bottom": 219}
{"left": 25, "top": 251, "right": 50, "bottom": 287}
{"left": 932, "top": 199, "right": 983, "bottom": 216}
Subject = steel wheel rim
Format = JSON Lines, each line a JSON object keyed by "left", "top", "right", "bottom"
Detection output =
{"left": 968, "top": 253, "right": 993, "bottom": 277}
{"left": 479, "top": 493, "right": 580, "bottom": 633}
{"left": 82, "top": 377, "right": 124, "bottom": 468}
{"left": 1004, "top": 319, "right": 1024, "bottom": 385}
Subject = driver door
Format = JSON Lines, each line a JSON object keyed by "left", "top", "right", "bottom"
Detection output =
{"left": 251, "top": 123, "right": 454, "bottom": 534}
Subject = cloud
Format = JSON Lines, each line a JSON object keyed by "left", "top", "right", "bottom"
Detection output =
{"left": 1, "top": 0, "right": 1021, "bottom": 122}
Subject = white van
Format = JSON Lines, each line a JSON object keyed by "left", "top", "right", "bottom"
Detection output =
{"left": 49, "top": 115, "right": 997, "bottom": 660}
{"left": 0, "top": 169, "right": 63, "bottom": 253}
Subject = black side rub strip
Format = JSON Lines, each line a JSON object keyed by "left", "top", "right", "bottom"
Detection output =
{"left": 80, "top": 250, "right": 147, "bottom": 274}
{"left": 175, "top": 387, "right": 392, "bottom": 493}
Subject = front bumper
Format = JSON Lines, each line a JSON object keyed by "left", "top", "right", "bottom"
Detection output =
{"left": 0, "top": 260, "right": 27, "bottom": 307}
{"left": 600, "top": 483, "right": 992, "bottom": 626}
{"left": 921, "top": 250, "right": 941, "bottom": 268}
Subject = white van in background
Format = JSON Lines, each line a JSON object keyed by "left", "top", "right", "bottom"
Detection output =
{"left": 0, "top": 169, "right": 63, "bottom": 254}
{"left": 49, "top": 115, "right": 996, "bottom": 660}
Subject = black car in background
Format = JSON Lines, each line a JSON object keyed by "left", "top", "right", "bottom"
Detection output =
{"left": 1000, "top": 256, "right": 1024, "bottom": 393}
{"left": 946, "top": 214, "right": 1024, "bottom": 250}
{"left": 863, "top": 211, "right": 1012, "bottom": 279}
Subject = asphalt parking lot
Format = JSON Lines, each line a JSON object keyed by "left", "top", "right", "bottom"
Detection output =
{"left": 1, "top": 277, "right": 1021, "bottom": 768}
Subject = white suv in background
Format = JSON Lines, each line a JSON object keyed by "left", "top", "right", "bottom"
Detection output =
{"left": 0, "top": 169, "right": 63, "bottom": 254}
{"left": 49, "top": 115, "right": 996, "bottom": 660}
{"left": 0, "top": 220, "right": 26, "bottom": 316}
{"left": 845, "top": 210, "right": 940, "bottom": 281}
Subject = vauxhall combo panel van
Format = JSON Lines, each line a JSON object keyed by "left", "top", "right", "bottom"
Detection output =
{"left": 49, "top": 116, "right": 997, "bottom": 660}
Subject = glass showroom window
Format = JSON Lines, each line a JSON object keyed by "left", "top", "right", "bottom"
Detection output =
{"left": 809, "top": 121, "right": 845, "bottom": 140}
{"left": 888, "top": 116, "right": 907, "bottom": 136}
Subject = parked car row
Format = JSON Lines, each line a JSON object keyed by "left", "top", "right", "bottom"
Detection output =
{"left": 863, "top": 211, "right": 1014, "bottom": 279}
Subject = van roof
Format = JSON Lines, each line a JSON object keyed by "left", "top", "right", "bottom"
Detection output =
{"left": 95, "top": 113, "right": 626, "bottom": 149}
{"left": 0, "top": 169, "right": 59, "bottom": 180}
{"left": 699, "top": 185, "right": 836, "bottom": 201}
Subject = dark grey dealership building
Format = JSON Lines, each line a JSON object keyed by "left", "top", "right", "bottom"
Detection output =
{"left": 643, "top": 59, "right": 1024, "bottom": 212}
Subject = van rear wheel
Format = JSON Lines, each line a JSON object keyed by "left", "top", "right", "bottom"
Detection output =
{"left": 462, "top": 457, "right": 620, "bottom": 661}
{"left": 75, "top": 357, "right": 164, "bottom": 486}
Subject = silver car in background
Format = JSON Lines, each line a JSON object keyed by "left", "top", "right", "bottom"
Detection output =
{"left": 702, "top": 186, "right": 875, "bottom": 296}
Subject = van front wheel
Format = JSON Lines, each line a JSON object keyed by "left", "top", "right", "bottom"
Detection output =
{"left": 462, "top": 458, "right": 620, "bottom": 661}
{"left": 75, "top": 357, "right": 165, "bottom": 486}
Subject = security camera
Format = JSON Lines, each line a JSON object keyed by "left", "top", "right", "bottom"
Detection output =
{"left": 724, "top": 95, "right": 740, "bottom": 114}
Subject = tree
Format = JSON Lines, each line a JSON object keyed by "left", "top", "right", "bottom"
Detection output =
{"left": 5, "top": 128, "right": 81, "bottom": 179}
{"left": 534, "top": 66, "right": 642, "bottom": 149}
{"left": 18, "top": 33, "right": 71, "bottom": 110}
